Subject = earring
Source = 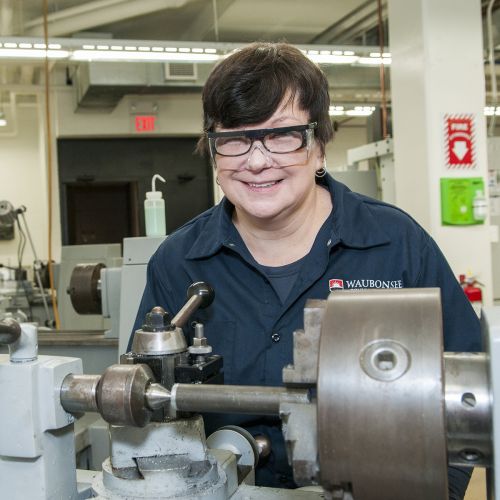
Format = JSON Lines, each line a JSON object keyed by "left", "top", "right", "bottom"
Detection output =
{"left": 315, "top": 158, "right": 327, "bottom": 178}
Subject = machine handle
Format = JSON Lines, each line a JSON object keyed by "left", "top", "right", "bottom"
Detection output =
{"left": 170, "top": 282, "right": 215, "bottom": 328}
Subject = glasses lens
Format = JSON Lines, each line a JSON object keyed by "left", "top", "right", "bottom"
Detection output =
{"left": 264, "top": 130, "right": 305, "bottom": 153}
{"left": 214, "top": 136, "right": 251, "bottom": 156}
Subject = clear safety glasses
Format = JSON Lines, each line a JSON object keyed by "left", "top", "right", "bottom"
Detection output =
{"left": 207, "top": 122, "right": 317, "bottom": 169}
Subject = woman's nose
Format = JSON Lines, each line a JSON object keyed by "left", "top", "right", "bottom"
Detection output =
{"left": 246, "top": 142, "right": 272, "bottom": 171}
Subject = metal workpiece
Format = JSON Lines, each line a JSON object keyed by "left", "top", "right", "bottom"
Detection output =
{"left": 145, "top": 382, "right": 171, "bottom": 410}
{"left": 68, "top": 262, "right": 105, "bottom": 315}
{"left": 171, "top": 383, "right": 309, "bottom": 415}
{"left": 170, "top": 281, "right": 215, "bottom": 328}
{"left": 131, "top": 326, "right": 187, "bottom": 355}
{"left": 97, "top": 363, "right": 155, "bottom": 427}
{"left": 281, "top": 401, "right": 318, "bottom": 486}
{"left": 0, "top": 318, "right": 21, "bottom": 344}
{"left": 317, "top": 289, "right": 448, "bottom": 500}
{"left": 60, "top": 373, "right": 101, "bottom": 413}
{"left": 444, "top": 352, "right": 492, "bottom": 467}
{"left": 282, "top": 299, "right": 326, "bottom": 386}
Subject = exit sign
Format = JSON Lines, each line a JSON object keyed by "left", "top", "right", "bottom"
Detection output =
{"left": 135, "top": 115, "right": 156, "bottom": 132}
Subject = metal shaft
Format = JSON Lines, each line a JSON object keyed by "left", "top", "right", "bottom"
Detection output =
{"left": 171, "top": 383, "right": 309, "bottom": 415}
{"left": 0, "top": 319, "right": 21, "bottom": 345}
{"left": 60, "top": 373, "right": 101, "bottom": 413}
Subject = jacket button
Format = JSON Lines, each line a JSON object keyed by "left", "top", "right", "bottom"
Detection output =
{"left": 271, "top": 332, "right": 281, "bottom": 343}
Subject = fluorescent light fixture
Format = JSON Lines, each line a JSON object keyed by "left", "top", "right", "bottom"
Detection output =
{"left": 0, "top": 48, "right": 69, "bottom": 59}
{"left": 485, "top": 106, "right": 500, "bottom": 116}
{"left": 0, "top": 38, "right": 391, "bottom": 68}
{"left": 71, "top": 49, "right": 219, "bottom": 62}
{"left": 346, "top": 106, "right": 376, "bottom": 116}
{"left": 358, "top": 56, "right": 391, "bottom": 65}
{"left": 329, "top": 105, "right": 376, "bottom": 117}
{"left": 329, "top": 105, "right": 345, "bottom": 116}
{"left": 308, "top": 53, "right": 359, "bottom": 64}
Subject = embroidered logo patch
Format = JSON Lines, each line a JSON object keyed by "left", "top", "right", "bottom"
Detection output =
{"left": 329, "top": 279, "right": 344, "bottom": 290}
{"left": 329, "top": 278, "right": 404, "bottom": 292}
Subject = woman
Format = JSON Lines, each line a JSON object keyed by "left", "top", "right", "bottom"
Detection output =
{"left": 130, "top": 42, "right": 480, "bottom": 497}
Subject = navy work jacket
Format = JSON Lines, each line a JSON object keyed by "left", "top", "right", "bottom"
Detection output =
{"left": 129, "top": 173, "right": 481, "bottom": 492}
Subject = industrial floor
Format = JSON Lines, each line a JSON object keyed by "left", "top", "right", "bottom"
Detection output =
{"left": 465, "top": 469, "right": 486, "bottom": 499}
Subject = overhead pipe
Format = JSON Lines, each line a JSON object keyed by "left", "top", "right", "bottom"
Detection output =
{"left": 26, "top": 0, "right": 192, "bottom": 37}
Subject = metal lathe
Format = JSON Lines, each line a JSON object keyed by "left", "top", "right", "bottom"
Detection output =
{"left": 0, "top": 284, "right": 496, "bottom": 499}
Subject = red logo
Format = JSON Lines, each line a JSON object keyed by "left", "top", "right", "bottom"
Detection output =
{"left": 329, "top": 279, "right": 344, "bottom": 291}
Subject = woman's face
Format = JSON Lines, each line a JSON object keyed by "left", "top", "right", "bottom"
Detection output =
{"left": 213, "top": 97, "right": 323, "bottom": 223}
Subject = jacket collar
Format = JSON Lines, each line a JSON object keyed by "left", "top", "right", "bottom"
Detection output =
{"left": 186, "top": 173, "right": 391, "bottom": 259}
{"left": 326, "top": 174, "right": 391, "bottom": 248}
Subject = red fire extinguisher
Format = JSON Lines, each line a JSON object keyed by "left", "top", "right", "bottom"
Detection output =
{"left": 459, "top": 274, "right": 483, "bottom": 317}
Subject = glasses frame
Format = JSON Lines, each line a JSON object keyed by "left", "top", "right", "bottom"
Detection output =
{"left": 207, "top": 122, "right": 317, "bottom": 159}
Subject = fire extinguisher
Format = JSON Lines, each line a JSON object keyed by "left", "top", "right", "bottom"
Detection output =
{"left": 459, "top": 274, "right": 483, "bottom": 317}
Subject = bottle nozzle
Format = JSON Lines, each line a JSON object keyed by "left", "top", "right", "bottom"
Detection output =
{"left": 152, "top": 174, "right": 166, "bottom": 192}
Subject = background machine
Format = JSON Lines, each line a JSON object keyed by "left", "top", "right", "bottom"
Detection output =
{"left": 0, "top": 285, "right": 496, "bottom": 499}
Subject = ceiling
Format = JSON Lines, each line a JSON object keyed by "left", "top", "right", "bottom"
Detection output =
{"left": 0, "top": 0, "right": 390, "bottom": 111}
{"left": 0, "top": 0, "right": 499, "bottom": 113}
{"left": 1, "top": 0, "right": 383, "bottom": 44}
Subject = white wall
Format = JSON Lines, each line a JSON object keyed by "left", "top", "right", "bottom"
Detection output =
{"left": 0, "top": 100, "right": 49, "bottom": 267}
{"left": 325, "top": 125, "right": 367, "bottom": 169}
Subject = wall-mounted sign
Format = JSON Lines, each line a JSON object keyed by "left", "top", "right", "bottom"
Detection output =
{"left": 440, "top": 177, "right": 485, "bottom": 225}
{"left": 444, "top": 114, "right": 475, "bottom": 169}
{"left": 135, "top": 115, "right": 156, "bottom": 133}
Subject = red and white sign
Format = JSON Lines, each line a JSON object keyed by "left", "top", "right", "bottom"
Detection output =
{"left": 445, "top": 114, "right": 475, "bottom": 169}
{"left": 329, "top": 279, "right": 344, "bottom": 291}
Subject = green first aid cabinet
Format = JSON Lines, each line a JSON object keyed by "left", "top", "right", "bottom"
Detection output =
{"left": 440, "top": 177, "right": 486, "bottom": 225}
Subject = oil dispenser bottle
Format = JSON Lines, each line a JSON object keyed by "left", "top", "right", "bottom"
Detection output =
{"left": 145, "top": 174, "right": 166, "bottom": 237}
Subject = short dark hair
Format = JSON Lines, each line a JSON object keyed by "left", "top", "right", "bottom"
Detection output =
{"left": 197, "top": 42, "right": 334, "bottom": 156}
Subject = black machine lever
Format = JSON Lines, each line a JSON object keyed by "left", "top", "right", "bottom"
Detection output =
{"left": 170, "top": 282, "right": 215, "bottom": 328}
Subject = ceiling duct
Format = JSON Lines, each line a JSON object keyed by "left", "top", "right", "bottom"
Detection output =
{"left": 73, "top": 61, "right": 213, "bottom": 111}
